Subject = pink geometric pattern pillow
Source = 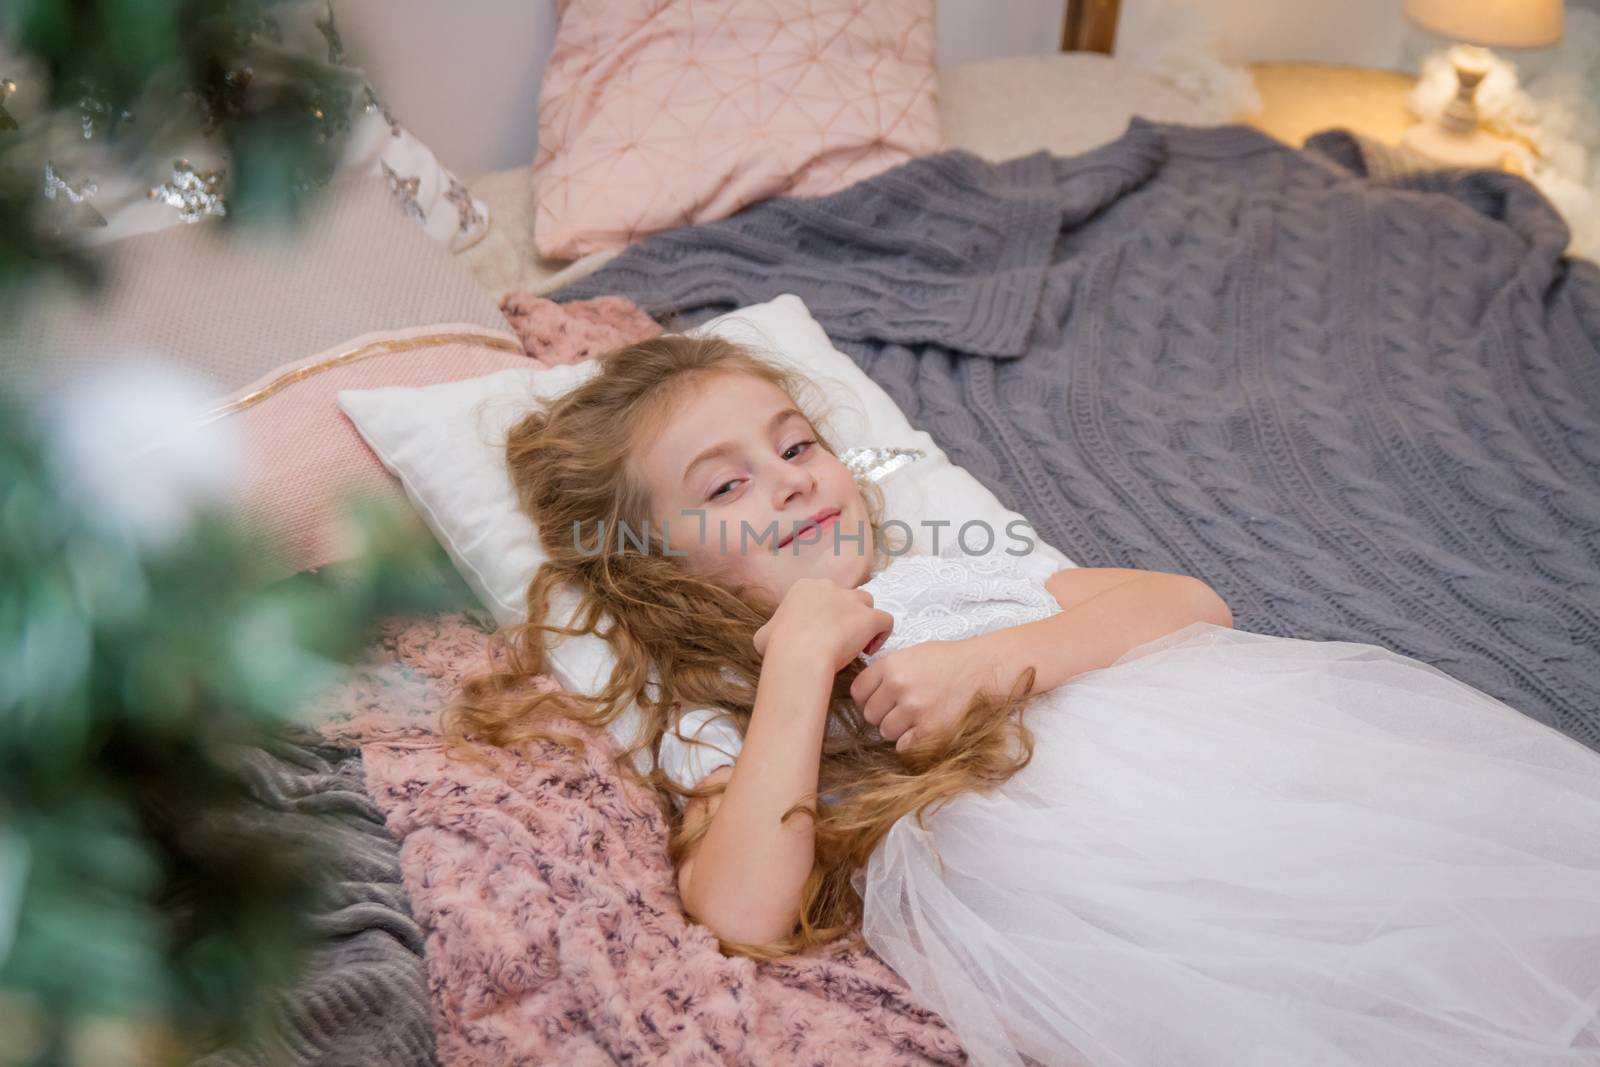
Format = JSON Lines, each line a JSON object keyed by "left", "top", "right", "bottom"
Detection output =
{"left": 533, "top": 0, "right": 943, "bottom": 260}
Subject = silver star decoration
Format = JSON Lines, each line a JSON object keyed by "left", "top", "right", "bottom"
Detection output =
{"left": 148, "top": 159, "right": 227, "bottom": 223}
{"left": 381, "top": 160, "right": 424, "bottom": 224}
{"left": 444, "top": 176, "right": 483, "bottom": 238}
{"left": 43, "top": 160, "right": 107, "bottom": 227}
{"left": 841, "top": 446, "right": 925, "bottom": 483}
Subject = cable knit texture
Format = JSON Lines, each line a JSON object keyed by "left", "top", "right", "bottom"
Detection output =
{"left": 552, "top": 117, "right": 1600, "bottom": 750}
{"left": 193, "top": 738, "right": 438, "bottom": 1067}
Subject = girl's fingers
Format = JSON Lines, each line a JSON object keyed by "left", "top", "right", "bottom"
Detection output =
{"left": 862, "top": 610, "right": 894, "bottom": 655}
{"left": 850, "top": 661, "right": 883, "bottom": 707}
{"left": 895, "top": 728, "right": 917, "bottom": 755}
{"left": 878, "top": 704, "right": 912, "bottom": 741}
{"left": 864, "top": 690, "right": 896, "bottom": 728}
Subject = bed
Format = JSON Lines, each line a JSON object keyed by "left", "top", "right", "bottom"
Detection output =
{"left": 16, "top": 0, "right": 1598, "bottom": 1063}
{"left": 371, "top": 19, "right": 1599, "bottom": 1063}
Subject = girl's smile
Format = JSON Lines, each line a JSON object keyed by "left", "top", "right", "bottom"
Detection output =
{"left": 778, "top": 508, "right": 841, "bottom": 549}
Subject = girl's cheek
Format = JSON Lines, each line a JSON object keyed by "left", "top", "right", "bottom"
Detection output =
{"left": 709, "top": 517, "right": 748, "bottom": 560}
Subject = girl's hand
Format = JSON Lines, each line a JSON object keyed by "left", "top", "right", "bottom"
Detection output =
{"left": 753, "top": 578, "right": 894, "bottom": 675}
{"left": 849, "top": 636, "right": 1011, "bottom": 753}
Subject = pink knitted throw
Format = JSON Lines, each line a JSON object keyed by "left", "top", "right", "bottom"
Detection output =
{"left": 307, "top": 611, "right": 969, "bottom": 1066}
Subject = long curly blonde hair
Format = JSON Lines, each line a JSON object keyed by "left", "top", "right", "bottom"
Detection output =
{"left": 442, "top": 333, "right": 1039, "bottom": 960}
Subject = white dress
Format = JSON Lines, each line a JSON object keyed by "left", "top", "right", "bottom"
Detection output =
{"left": 851, "top": 548, "right": 1600, "bottom": 1067}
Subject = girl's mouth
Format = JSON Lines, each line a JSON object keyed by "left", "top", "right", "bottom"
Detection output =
{"left": 779, "top": 508, "right": 841, "bottom": 548}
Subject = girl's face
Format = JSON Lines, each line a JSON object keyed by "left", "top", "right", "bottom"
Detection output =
{"left": 634, "top": 371, "right": 875, "bottom": 607}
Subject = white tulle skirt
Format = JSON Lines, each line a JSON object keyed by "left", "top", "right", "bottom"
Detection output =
{"left": 855, "top": 623, "right": 1600, "bottom": 1067}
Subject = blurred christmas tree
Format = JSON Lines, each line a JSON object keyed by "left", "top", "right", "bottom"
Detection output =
{"left": 0, "top": 0, "right": 360, "bottom": 316}
{"left": 0, "top": 386, "right": 467, "bottom": 1065}
{"left": 0, "top": 3, "right": 467, "bottom": 1064}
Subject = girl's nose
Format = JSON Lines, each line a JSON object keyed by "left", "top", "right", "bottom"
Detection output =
{"left": 771, "top": 459, "right": 816, "bottom": 508}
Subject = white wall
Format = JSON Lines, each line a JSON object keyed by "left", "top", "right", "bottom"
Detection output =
{"left": 935, "top": 0, "right": 1064, "bottom": 65}
{"left": 332, "top": 0, "right": 559, "bottom": 176}
{"left": 334, "top": 0, "right": 1421, "bottom": 176}
{"left": 1122, "top": 0, "right": 1411, "bottom": 67}
{"left": 935, "top": 0, "right": 1418, "bottom": 69}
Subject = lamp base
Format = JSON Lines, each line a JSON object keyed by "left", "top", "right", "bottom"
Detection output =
{"left": 1401, "top": 120, "right": 1510, "bottom": 170}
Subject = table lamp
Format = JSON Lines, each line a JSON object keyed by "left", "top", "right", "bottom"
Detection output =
{"left": 1401, "top": 0, "right": 1564, "bottom": 168}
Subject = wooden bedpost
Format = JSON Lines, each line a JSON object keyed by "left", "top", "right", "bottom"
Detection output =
{"left": 1061, "top": 0, "right": 1121, "bottom": 54}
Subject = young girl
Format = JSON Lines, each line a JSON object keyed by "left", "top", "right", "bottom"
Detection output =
{"left": 446, "top": 335, "right": 1600, "bottom": 1067}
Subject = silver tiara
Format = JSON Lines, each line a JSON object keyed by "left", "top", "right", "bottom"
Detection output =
{"left": 840, "top": 445, "right": 925, "bottom": 483}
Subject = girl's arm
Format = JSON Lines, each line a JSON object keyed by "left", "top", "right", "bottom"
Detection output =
{"left": 991, "top": 571, "right": 1233, "bottom": 696}
{"left": 853, "top": 568, "right": 1232, "bottom": 755}
{"left": 1043, "top": 565, "right": 1164, "bottom": 613}
{"left": 676, "top": 645, "right": 834, "bottom": 946}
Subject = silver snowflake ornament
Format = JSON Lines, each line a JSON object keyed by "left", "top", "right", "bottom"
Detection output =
{"left": 148, "top": 159, "right": 227, "bottom": 223}
{"left": 43, "top": 161, "right": 107, "bottom": 228}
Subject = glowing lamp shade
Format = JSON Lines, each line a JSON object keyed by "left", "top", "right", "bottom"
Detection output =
{"left": 1403, "top": 0, "right": 1564, "bottom": 50}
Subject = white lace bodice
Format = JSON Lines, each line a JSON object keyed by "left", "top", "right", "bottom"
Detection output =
{"left": 858, "top": 548, "right": 1067, "bottom": 663}
{"left": 652, "top": 548, "right": 1069, "bottom": 801}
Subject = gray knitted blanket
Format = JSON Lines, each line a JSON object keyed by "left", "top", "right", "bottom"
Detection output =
{"left": 552, "top": 118, "right": 1600, "bottom": 750}
{"left": 193, "top": 738, "right": 438, "bottom": 1067}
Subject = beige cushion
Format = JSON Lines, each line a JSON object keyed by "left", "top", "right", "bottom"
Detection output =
{"left": 1, "top": 175, "right": 510, "bottom": 402}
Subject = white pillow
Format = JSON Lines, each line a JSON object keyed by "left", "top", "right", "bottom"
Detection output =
{"left": 336, "top": 293, "right": 1073, "bottom": 769}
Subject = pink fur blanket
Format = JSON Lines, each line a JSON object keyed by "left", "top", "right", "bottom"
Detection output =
{"left": 307, "top": 611, "right": 970, "bottom": 1066}
{"left": 498, "top": 291, "right": 662, "bottom": 366}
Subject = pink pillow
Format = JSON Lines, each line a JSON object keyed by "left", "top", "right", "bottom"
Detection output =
{"left": 533, "top": 0, "right": 943, "bottom": 260}
{"left": 218, "top": 325, "right": 533, "bottom": 576}
{"left": 215, "top": 297, "right": 662, "bottom": 577}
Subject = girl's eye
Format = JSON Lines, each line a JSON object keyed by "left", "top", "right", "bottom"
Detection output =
{"left": 707, "top": 439, "right": 812, "bottom": 499}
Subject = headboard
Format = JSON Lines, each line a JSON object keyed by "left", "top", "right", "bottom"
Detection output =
{"left": 1061, "top": 0, "right": 1122, "bottom": 53}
